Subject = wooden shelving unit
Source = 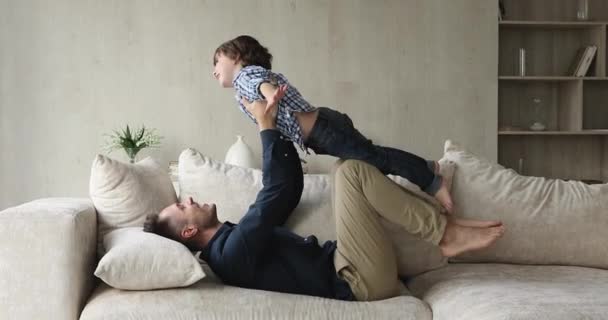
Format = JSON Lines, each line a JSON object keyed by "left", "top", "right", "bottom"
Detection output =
{"left": 499, "top": 130, "right": 608, "bottom": 135}
{"left": 498, "top": 0, "right": 608, "bottom": 183}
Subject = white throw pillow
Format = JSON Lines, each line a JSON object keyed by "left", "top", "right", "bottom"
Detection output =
{"left": 95, "top": 227, "right": 205, "bottom": 290}
{"left": 444, "top": 140, "right": 608, "bottom": 268}
{"left": 178, "top": 148, "right": 455, "bottom": 277}
{"left": 89, "top": 155, "right": 178, "bottom": 256}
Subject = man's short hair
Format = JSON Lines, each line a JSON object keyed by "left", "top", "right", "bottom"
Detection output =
{"left": 143, "top": 212, "right": 198, "bottom": 251}
{"left": 143, "top": 213, "right": 178, "bottom": 240}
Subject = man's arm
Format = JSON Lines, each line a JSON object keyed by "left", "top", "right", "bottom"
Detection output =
{"left": 221, "top": 92, "right": 303, "bottom": 264}
{"left": 242, "top": 87, "right": 302, "bottom": 227}
{"left": 239, "top": 129, "right": 303, "bottom": 226}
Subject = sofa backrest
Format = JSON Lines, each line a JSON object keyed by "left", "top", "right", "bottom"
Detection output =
{"left": 444, "top": 140, "right": 608, "bottom": 269}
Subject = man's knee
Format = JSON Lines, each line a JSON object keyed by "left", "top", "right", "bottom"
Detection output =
{"left": 330, "top": 159, "right": 346, "bottom": 176}
{"left": 335, "top": 159, "right": 381, "bottom": 181}
{"left": 334, "top": 160, "right": 366, "bottom": 183}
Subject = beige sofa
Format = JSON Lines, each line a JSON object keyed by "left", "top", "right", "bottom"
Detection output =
{"left": 2, "top": 140, "right": 608, "bottom": 320}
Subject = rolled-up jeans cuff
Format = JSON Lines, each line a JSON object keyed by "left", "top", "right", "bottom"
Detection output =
{"left": 426, "top": 160, "right": 436, "bottom": 172}
{"left": 424, "top": 174, "right": 443, "bottom": 196}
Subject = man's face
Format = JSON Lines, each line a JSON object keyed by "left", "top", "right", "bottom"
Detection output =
{"left": 212, "top": 53, "right": 240, "bottom": 88}
{"left": 159, "top": 197, "right": 219, "bottom": 239}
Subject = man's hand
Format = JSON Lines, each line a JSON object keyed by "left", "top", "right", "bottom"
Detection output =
{"left": 241, "top": 99, "right": 276, "bottom": 131}
{"left": 242, "top": 85, "right": 287, "bottom": 131}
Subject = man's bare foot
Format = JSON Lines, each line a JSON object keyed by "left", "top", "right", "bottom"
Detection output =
{"left": 448, "top": 216, "right": 502, "bottom": 228}
{"left": 430, "top": 160, "right": 440, "bottom": 174}
{"left": 434, "top": 178, "right": 454, "bottom": 214}
{"left": 429, "top": 160, "right": 441, "bottom": 174}
{"left": 439, "top": 222, "right": 505, "bottom": 258}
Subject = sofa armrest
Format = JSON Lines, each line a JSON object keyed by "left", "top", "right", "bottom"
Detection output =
{"left": 0, "top": 198, "right": 97, "bottom": 320}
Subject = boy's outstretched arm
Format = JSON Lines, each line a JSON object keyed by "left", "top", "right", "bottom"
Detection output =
{"left": 259, "top": 83, "right": 288, "bottom": 115}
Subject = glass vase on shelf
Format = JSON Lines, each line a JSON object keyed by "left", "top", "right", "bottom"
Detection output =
{"left": 577, "top": 0, "right": 589, "bottom": 21}
{"left": 529, "top": 97, "right": 547, "bottom": 131}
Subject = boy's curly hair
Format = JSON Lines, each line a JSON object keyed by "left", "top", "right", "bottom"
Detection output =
{"left": 213, "top": 35, "right": 273, "bottom": 70}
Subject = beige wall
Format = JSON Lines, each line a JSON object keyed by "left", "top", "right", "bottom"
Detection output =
{"left": 0, "top": 0, "right": 497, "bottom": 210}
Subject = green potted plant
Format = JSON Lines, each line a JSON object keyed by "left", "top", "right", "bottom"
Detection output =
{"left": 103, "top": 125, "right": 163, "bottom": 163}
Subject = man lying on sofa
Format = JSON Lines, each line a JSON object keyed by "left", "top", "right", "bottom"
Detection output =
{"left": 144, "top": 95, "right": 506, "bottom": 302}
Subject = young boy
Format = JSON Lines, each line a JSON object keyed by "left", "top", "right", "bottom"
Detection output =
{"left": 212, "top": 35, "right": 454, "bottom": 213}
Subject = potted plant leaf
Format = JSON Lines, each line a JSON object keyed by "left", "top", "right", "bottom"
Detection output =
{"left": 103, "top": 125, "right": 163, "bottom": 163}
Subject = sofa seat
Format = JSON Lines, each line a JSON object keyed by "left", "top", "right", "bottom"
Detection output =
{"left": 407, "top": 263, "right": 608, "bottom": 320}
{"left": 80, "top": 278, "right": 431, "bottom": 320}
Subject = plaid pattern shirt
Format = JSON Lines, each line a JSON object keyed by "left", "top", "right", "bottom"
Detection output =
{"left": 232, "top": 65, "right": 316, "bottom": 150}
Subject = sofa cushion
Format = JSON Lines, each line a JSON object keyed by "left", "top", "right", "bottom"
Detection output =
{"left": 89, "top": 155, "right": 178, "bottom": 256}
{"left": 443, "top": 140, "right": 608, "bottom": 268}
{"left": 94, "top": 227, "right": 205, "bottom": 290}
{"left": 80, "top": 280, "right": 431, "bottom": 320}
{"left": 178, "top": 148, "right": 454, "bottom": 277}
{"left": 407, "top": 263, "right": 608, "bottom": 320}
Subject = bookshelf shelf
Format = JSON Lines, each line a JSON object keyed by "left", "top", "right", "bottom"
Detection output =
{"left": 499, "top": 76, "right": 608, "bottom": 81}
{"left": 498, "top": 0, "right": 608, "bottom": 183}
{"left": 499, "top": 76, "right": 582, "bottom": 81}
{"left": 500, "top": 20, "right": 607, "bottom": 29}
{"left": 499, "top": 130, "right": 608, "bottom": 136}
{"left": 583, "top": 77, "right": 608, "bottom": 80}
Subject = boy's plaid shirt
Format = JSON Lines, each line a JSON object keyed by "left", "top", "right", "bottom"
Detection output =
{"left": 232, "top": 65, "right": 316, "bottom": 150}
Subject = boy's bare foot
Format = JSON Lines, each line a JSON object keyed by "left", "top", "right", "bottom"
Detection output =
{"left": 439, "top": 222, "right": 505, "bottom": 258}
{"left": 449, "top": 216, "right": 502, "bottom": 228}
{"left": 434, "top": 178, "right": 454, "bottom": 214}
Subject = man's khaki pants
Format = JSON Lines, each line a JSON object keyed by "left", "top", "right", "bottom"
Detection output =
{"left": 332, "top": 160, "right": 447, "bottom": 301}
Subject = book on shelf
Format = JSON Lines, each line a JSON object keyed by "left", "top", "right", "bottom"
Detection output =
{"left": 568, "top": 47, "right": 588, "bottom": 76}
{"left": 576, "top": 45, "right": 597, "bottom": 77}
{"left": 498, "top": 0, "right": 505, "bottom": 21}
{"left": 569, "top": 45, "right": 597, "bottom": 77}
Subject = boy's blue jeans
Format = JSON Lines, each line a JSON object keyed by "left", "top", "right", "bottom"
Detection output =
{"left": 305, "top": 107, "right": 442, "bottom": 195}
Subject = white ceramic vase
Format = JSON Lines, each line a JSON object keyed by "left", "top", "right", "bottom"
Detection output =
{"left": 225, "top": 135, "right": 258, "bottom": 168}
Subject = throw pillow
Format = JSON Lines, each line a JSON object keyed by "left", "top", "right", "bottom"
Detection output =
{"left": 89, "top": 155, "right": 178, "bottom": 256}
{"left": 95, "top": 227, "right": 205, "bottom": 290}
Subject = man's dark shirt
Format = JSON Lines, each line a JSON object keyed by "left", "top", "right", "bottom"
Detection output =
{"left": 201, "top": 130, "right": 353, "bottom": 300}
